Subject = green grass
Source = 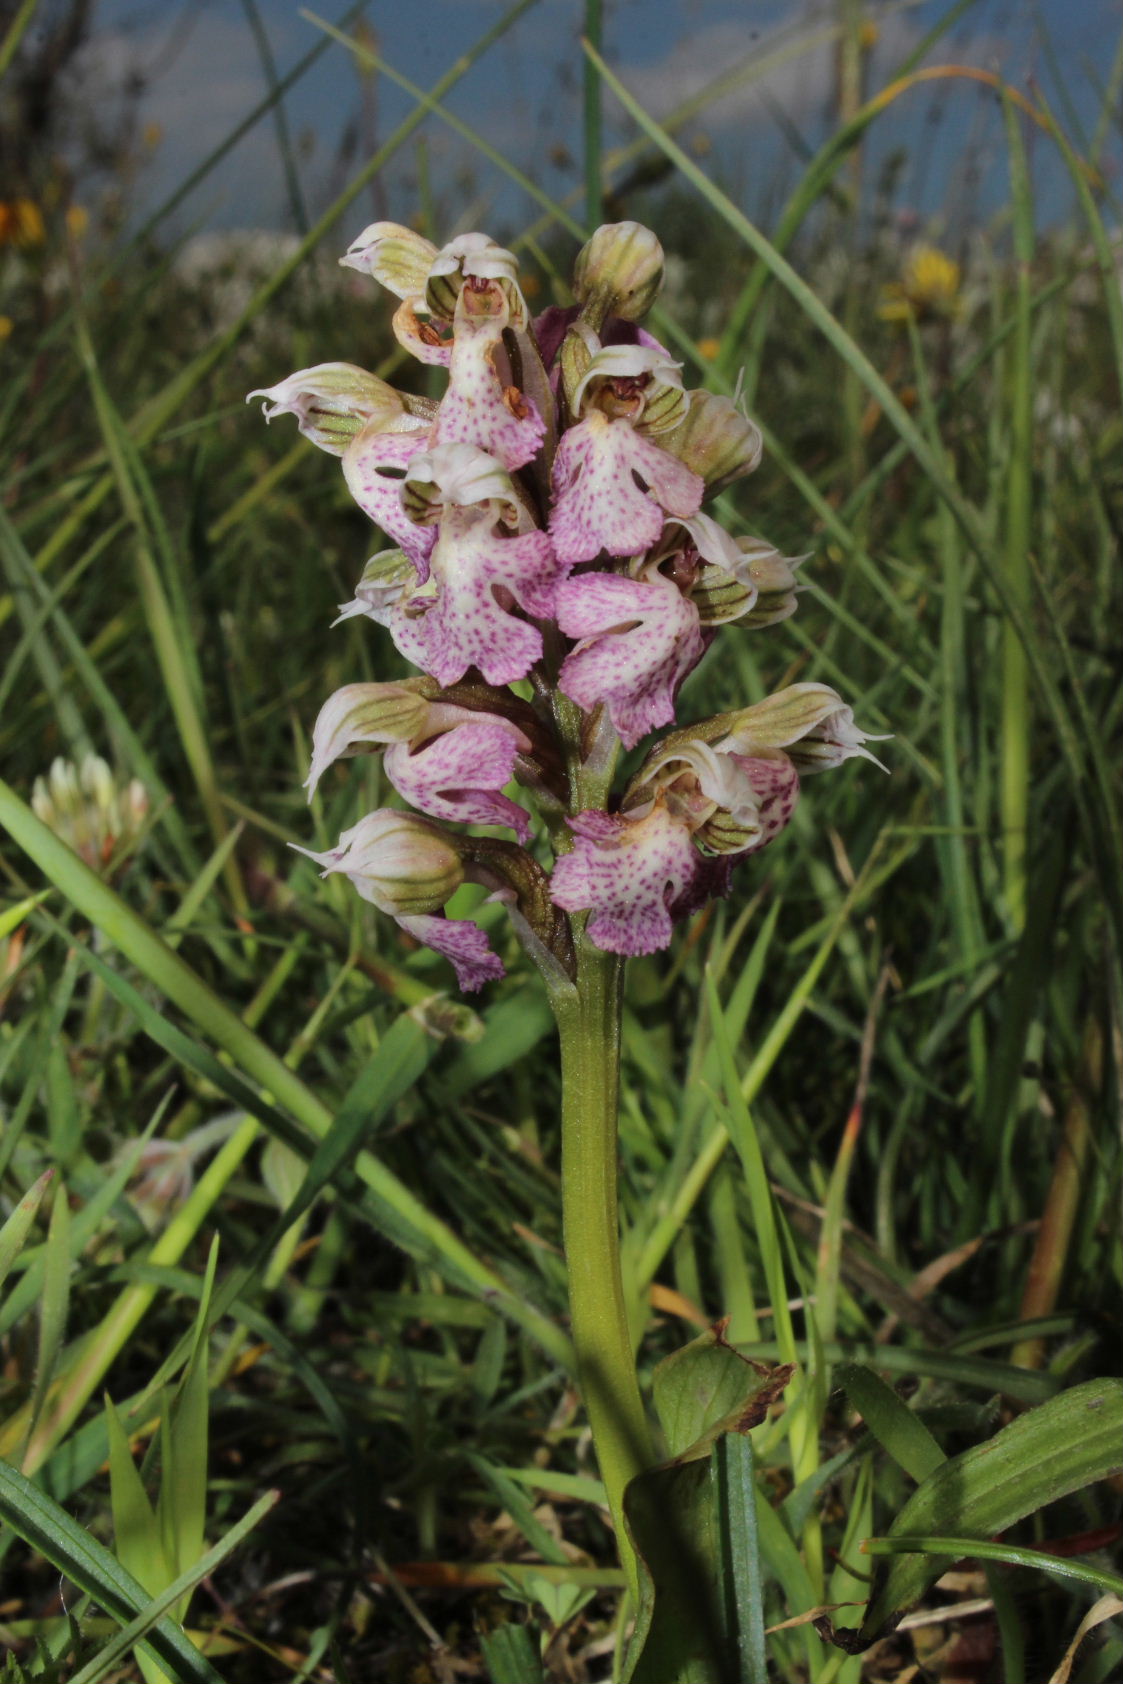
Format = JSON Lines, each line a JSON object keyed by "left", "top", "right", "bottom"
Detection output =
{"left": 1, "top": 4, "right": 1121, "bottom": 1681}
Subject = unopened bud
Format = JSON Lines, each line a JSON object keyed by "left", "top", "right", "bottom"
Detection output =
{"left": 663, "top": 390, "right": 763, "bottom": 492}
{"left": 573, "top": 222, "right": 664, "bottom": 327}
{"left": 296, "top": 810, "right": 465, "bottom": 918}
{"left": 31, "top": 753, "right": 149, "bottom": 875}
{"left": 247, "top": 364, "right": 405, "bottom": 455}
{"left": 333, "top": 549, "right": 419, "bottom": 627}
{"left": 306, "top": 681, "right": 436, "bottom": 799}
{"left": 719, "top": 684, "right": 850, "bottom": 752}
{"left": 341, "top": 222, "right": 437, "bottom": 298}
{"left": 736, "top": 540, "right": 803, "bottom": 629}
{"left": 719, "top": 684, "right": 888, "bottom": 771}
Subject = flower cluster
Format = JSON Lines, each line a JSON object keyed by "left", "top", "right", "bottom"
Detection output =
{"left": 251, "top": 221, "right": 881, "bottom": 990}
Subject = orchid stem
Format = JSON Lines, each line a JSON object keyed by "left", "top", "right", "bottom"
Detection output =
{"left": 553, "top": 936, "right": 653, "bottom": 1601}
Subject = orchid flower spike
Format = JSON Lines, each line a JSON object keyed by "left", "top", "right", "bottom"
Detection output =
{"left": 252, "top": 216, "right": 882, "bottom": 990}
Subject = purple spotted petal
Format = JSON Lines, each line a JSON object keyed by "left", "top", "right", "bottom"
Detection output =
{"left": 435, "top": 312, "right": 546, "bottom": 471}
{"left": 556, "top": 571, "right": 704, "bottom": 749}
{"left": 383, "top": 721, "right": 530, "bottom": 840}
{"left": 390, "top": 507, "right": 557, "bottom": 687}
{"left": 721, "top": 753, "right": 801, "bottom": 851}
{"left": 342, "top": 425, "right": 437, "bottom": 577}
{"left": 549, "top": 412, "right": 703, "bottom": 566}
{"left": 549, "top": 802, "right": 701, "bottom": 956}
{"left": 669, "top": 853, "right": 734, "bottom": 921}
{"left": 397, "top": 913, "right": 504, "bottom": 991}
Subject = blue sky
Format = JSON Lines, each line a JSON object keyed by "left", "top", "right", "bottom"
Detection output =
{"left": 74, "top": 0, "right": 1122, "bottom": 242}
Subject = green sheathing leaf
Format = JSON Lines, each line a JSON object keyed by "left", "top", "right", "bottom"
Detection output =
{"left": 652, "top": 1326, "right": 793, "bottom": 1462}
{"left": 623, "top": 1432, "right": 776, "bottom": 1684}
{"left": 624, "top": 1341, "right": 795, "bottom": 1683}
{"left": 624, "top": 1451, "right": 734, "bottom": 1684}
{"left": 715, "top": 1434, "right": 768, "bottom": 1684}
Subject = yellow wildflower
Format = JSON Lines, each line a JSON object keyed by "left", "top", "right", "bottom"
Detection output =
{"left": 879, "top": 243, "right": 961, "bottom": 323}
{"left": 0, "top": 198, "right": 46, "bottom": 247}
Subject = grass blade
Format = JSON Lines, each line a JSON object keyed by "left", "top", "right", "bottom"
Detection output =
{"left": 0, "top": 1461, "right": 227, "bottom": 1684}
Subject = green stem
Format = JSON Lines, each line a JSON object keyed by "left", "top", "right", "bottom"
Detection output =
{"left": 1001, "top": 94, "right": 1034, "bottom": 933}
{"left": 552, "top": 938, "right": 653, "bottom": 1599}
{"left": 583, "top": 0, "right": 603, "bottom": 228}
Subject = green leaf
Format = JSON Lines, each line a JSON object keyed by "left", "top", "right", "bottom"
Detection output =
{"left": 0, "top": 890, "right": 50, "bottom": 940}
{"left": 623, "top": 1429, "right": 777, "bottom": 1684}
{"left": 26, "top": 1181, "right": 71, "bottom": 1445}
{"left": 863, "top": 1536, "right": 1123, "bottom": 1601}
{"left": 652, "top": 1325, "right": 795, "bottom": 1460}
{"left": 65, "top": 1492, "right": 277, "bottom": 1684}
{"left": 106, "top": 1394, "right": 166, "bottom": 1597}
{"left": 715, "top": 1434, "right": 768, "bottom": 1684}
{"left": 818, "top": 1377, "right": 1123, "bottom": 1649}
{"left": 0, "top": 1462, "right": 221, "bottom": 1684}
{"left": 625, "top": 1333, "right": 800, "bottom": 1680}
{"left": 0, "top": 1167, "right": 53, "bottom": 1296}
{"left": 481, "top": 1622, "right": 543, "bottom": 1684}
{"left": 159, "top": 1240, "right": 216, "bottom": 1603}
{"left": 835, "top": 1363, "right": 945, "bottom": 1483}
{"left": 623, "top": 1452, "right": 731, "bottom": 1684}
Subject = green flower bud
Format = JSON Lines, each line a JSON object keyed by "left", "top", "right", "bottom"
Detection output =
{"left": 662, "top": 390, "right": 763, "bottom": 493}
{"left": 341, "top": 222, "right": 438, "bottom": 298}
{"left": 719, "top": 684, "right": 856, "bottom": 753}
{"left": 306, "top": 680, "right": 438, "bottom": 798}
{"left": 299, "top": 811, "right": 465, "bottom": 918}
{"left": 691, "top": 566, "right": 756, "bottom": 626}
{"left": 247, "top": 363, "right": 406, "bottom": 456}
{"left": 573, "top": 221, "right": 665, "bottom": 328}
{"left": 736, "top": 540, "right": 803, "bottom": 629}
